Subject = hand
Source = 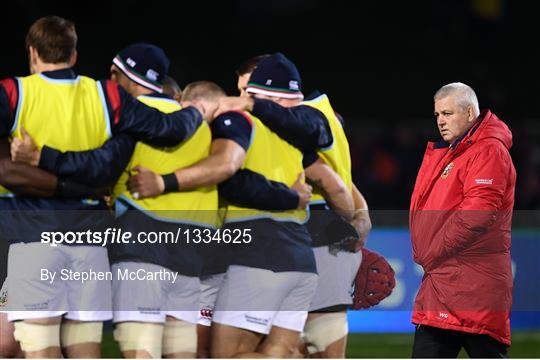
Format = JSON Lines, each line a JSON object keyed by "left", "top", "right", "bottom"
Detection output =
{"left": 350, "top": 209, "right": 372, "bottom": 251}
{"left": 291, "top": 172, "right": 312, "bottom": 209}
{"left": 214, "top": 97, "right": 254, "bottom": 118}
{"left": 127, "top": 165, "right": 164, "bottom": 199}
{"left": 11, "top": 127, "right": 40, "bottom": 166}
{"left": 185, "top": 99, "right": 220, "bottom": 124}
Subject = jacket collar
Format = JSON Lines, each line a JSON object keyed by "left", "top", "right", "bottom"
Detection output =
{"left": 40, "top": 68, "right": 77, "bottom": 80}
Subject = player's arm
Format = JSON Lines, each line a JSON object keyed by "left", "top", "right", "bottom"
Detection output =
{"left": 304, "top": 157, "right": 354, "bottom": 220}
{"left": 104, "top": 80, "right": 203, "bottom": 146}
{"left": 214, "top": 96, "right": 333, "bottom": 151}
{"left": 219, "top": 170, "right": 311, "bottom": 210}
{"left": 350, "top": 183, "right": 372, "bottom": 249}
{"left": 10, "top": 129, "right": 135, "bottom": 188}
{"left": 171, "top": 138, "right": 246, "bottom": 190}
{"left": 1, "top": 137, "right": 104, "bottom": 198}
{"left": 0, "top": 138, "right": 56, "bottom": 196}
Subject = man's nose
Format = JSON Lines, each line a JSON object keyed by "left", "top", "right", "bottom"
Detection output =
{"left": 436, "top": 115, "right": 445, "bottom": 127}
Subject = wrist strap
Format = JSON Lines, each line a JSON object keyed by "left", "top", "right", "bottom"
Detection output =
{"left": 162, "top": 173, "right": 179, "bottom": 193}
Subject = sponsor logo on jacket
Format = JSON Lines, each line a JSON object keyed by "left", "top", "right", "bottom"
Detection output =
{"left": 475, "top": 178, "right": 494, "bottom": 185}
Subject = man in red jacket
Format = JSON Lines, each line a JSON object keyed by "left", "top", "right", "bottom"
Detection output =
{"left": 410, "top": 82, "right": 516, "bottom": 358}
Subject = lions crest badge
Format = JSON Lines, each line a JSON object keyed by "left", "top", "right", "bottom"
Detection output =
{"left": 441, "top": 162, "right": 454, "bottom": 179}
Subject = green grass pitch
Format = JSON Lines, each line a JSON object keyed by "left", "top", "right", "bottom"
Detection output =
{"left": 100, "top": 331, "right": 540, "bottom": 358}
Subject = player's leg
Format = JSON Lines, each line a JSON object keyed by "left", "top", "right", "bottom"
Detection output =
{"left": 210, "top": 322, "right": 263, "bottom": 358}
{"left": 112, "top": 262, "right": 168, "bottom": 358}
{"left": 303, "top": 246, "right": 361, "bottom": 357}
{"left": 255, "top": 272, "right": 318, "bottom": 358}
{"left": 0, "top": 312, "right": 22, "bottom": 358}
{"left": 210, "top": 266, "right": 283, "bottom": 357}
{"left": 12, "top": 316, "right": 63, "bottom": 358}
{"left": 163, "top": 273, "right": 200, "bottom": 358}
{"left": 61, "top": 319, "right": 104, "bottom": 358}
{"left": 114, "top": 321, "right": 164, "bottom": 358}
{"left": 196, "top": 324, "right": 211, "bottom": 358}
{"left": 256, "top": 325, "right": 303, "bottom": 358}
{"left": 303, "top": 312, "right": 348, "bottom": 358}
{"left": 62, "top": 246, "right": 112, "bottom": 357}
{"left": 196, "top": 273, "right": 225, "bottom": 358}
{"left": 8, "top": 243, "right": 68, "bottom": 358}
{"left": 163, "top": 317, "right": 197, "bottom": 358}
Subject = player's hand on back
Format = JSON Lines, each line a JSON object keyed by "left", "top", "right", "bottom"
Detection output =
{"left": 183, "top": 99, "right": 220, "bottom": 123}
{"left": 214, "top": 96, "right": 254, "bottom": 118}
{"left": 291, "top": 172, "right": 312, "bottom": 209}
{"left": 127, "top": 165, "right": 165, "bottom": 199}
{"left": 10, "top": 127, "right": 41, "bottom": 166}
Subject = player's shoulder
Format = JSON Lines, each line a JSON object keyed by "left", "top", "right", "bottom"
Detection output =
{"left": 214, "top": 111, "right": 253, "bottom": 127}
{"left": 0, "top": 77, "right": 18, "bottom": 91}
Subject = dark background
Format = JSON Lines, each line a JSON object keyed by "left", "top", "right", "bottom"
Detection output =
{"left": 2, "top": 0, "right": 538, "bottom": 209}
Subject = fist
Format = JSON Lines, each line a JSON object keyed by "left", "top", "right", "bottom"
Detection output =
{"left": 127, "top": 166, "right": 165, "bottom": 199}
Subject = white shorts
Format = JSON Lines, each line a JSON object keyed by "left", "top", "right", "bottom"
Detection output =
{"left": 112, "top": 262, "right": 199, "bottom": 324}
{"left": 198, "top": 272, "right": 225, "bottom": 326}
{"left": 309, "top": 246, "right": 362, "bottom": 311}
{"left": 212, "top": 265, "right": 317, "bottom": 334}
{"left": 0, "top": 277, "right": 7, "bottom": 312}
{"left": 7, "top": 243, "right": 112, "bottom": 322}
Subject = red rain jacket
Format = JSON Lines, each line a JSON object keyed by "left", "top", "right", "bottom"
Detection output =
{"left": 410, "top": 110, "right": 516, "bottom": 345}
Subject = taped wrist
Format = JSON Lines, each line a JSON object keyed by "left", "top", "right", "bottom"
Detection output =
{"left": 162, "top": 173, "right": 179, "bottom": 193}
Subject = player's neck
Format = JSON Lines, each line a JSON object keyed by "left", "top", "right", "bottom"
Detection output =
{"left": 33, "top": 62, "right": 72, "bottom": 74}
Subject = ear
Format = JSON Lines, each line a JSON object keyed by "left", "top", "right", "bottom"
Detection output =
{"left": 28, "top": 46, "right": 39, "bottom": 74}
{"left": 467, "top": 106, "right": 476, "bottom": 123}
{"left": 180, "top": 100, "right": 192, "bottom": 108}
{"left": 28, "top": 46, "right": 37, "bottom": 62}
{"left": 68, "top": 50, "right": 77, "bottom": 67}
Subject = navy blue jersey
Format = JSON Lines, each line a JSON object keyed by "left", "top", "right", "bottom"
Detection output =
{"left": 225, "top": 219, "right": 315, "bottom": 273}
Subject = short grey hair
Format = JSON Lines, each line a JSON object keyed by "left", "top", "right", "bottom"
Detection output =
{"left": 434, "top": 82, "right": 480, "bottom": 117}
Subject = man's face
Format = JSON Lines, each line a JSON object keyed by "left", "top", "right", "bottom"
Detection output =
{"left": 110, "top": 64, "right": 135, "bottom": 95}
{"left": 434, "top": 96, "right": 474, "bottom": 143}
{"left": 237, "top": 73, "right": 251, "bottom": 97}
